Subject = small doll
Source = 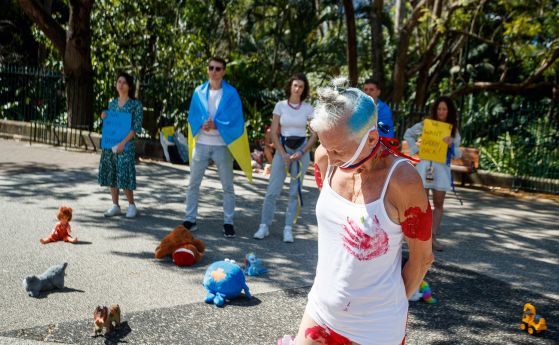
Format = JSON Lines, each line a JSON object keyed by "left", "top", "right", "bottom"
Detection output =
{"left": 40, "top": 206, "right": 78, "bottom": 244}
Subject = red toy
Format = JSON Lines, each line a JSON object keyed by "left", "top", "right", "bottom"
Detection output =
{"left": 40, "top": 206, "right": 78, "bottom": 244}
{"left": 155, "top": 225, "right": 205, "bottom": 267}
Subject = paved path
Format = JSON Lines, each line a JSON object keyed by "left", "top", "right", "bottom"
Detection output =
{"left": 0, "top": 138, "right": 557, "bottom": 344}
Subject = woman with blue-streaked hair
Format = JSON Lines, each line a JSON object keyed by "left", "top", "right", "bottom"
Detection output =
{"left": 292, "top": 79, "right": 434, "bottom": 345}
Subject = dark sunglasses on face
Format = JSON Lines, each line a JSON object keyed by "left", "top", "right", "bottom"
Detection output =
{"left": 208, "top": 66, "right": 223, "bottom": 72}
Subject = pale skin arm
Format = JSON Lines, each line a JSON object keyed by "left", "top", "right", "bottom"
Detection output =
{"left": 291, "top": 130, "right": 318, "bottom": 161}
{"left": 387, "top": 163, "right": 434, "bottom": 298}
{"left": 270, "top": 114, "right": 291, "bottom": 165}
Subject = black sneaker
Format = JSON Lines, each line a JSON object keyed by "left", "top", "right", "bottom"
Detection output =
{"left": 223, "top": 224, "right": 236, "bottom": 238}
{"left": 182, "top": 221, "right": 198, "bottom": 232}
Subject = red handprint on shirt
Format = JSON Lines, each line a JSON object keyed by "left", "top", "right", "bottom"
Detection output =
{"left": 342, "top": 216, "right": 388, "bottom": 261}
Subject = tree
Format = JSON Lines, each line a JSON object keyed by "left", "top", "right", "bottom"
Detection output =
{"left": 17, "top": 0, "right": 94, "bottom": 129}
{"left": 343, "top": 0, "right": 358, "bottom": 86}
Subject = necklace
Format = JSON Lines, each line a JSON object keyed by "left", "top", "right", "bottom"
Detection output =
{"left": 287, "top": 100, "right": 302, "bottom": 110}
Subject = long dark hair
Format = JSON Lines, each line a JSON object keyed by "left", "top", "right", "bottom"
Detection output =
{"left": 116, "top": 72, "right": 136, "bottom": 99}
{"left": 430, "top": 96, "right": 458, "bottom": 137}
{"left": 285, "top": 73, "right": 310, "bottom": 101}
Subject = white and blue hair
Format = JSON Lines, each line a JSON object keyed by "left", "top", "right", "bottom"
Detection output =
{"left": 310, "top": 77, "right": 378, "bottom": 139}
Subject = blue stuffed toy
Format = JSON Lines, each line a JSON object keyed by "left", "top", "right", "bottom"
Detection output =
{"left": 203, "top": 259, "right": 251, "bottom": 307}
{"left": 244, "top": 252, "right": 268, "bottom": 276}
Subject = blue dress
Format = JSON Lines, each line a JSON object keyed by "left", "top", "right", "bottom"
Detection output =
{"left": 97, "top": 98, "right": 143, "bottom": 190}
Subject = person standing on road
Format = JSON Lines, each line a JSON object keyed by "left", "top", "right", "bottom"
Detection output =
{"left": 253, "top": 73, "right": 317, "bottom": 243}
{"left": 98, "top": 72, "right": 143, "bottom": 218}
{"left": 295, "top": 80, "right": 433, "bottom": 345}
{"left": 363, "top": 79, "right": 395, "bottom": 138}
{"left": 404, "top": 96, "right": 462, "bottom": 252}
{"left": 183, "top": 57, "right": 252, "bottom": 238}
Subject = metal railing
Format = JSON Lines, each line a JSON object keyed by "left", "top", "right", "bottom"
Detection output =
{"left": 1, "top": 66, "right": 558, "bottom": 194}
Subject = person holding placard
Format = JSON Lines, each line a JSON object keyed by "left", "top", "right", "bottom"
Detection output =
{"left": 98, "top": 72, "right": 143, "bottom": 218}
{"left": 404, "top": 96, "right": 461, "bottom": 251}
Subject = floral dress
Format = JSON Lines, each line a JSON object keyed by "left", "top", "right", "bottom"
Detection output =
{"left": 98, "top": 98, "right": 143, "bottom": 190}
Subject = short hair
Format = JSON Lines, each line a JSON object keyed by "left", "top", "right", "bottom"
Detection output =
{"left": 363, "top": 78, "right": 381, "bottom": 89}
{"left": 311, "top": 77, "right": 377, "bottom": 138}
{"left": 208, "top": 57, "right": 227, "bottom": 69}
{"left": 116, "top": 72, "right": 135, "bottom": 99}
{"left": 284, "top": 73, "right": 310, "bottom": 101}
{"left": 430, "top": 96, "right": 458, "bottom": 137}
{"left": 58, "top": 206, "right": 73, "bottom": 222}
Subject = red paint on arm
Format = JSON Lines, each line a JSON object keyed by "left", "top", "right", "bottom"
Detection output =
{"left": 401, "top": 205, "right": 432, "bottom": 241}
{"left": 304, "top": 325, "right": 351, "bottom": 345}
{"left": 314, "top": 163, "right": 323, "bottom": 190}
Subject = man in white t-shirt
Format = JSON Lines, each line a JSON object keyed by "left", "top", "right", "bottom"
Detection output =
{"left": 183, "top": 57, "right": 242, "bottom": 238}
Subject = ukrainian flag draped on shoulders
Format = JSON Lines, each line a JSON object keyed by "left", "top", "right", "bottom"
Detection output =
{"left": 187, "top": 80, "right": 252, "bottom": 182}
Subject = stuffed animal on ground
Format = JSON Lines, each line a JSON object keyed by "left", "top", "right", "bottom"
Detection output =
{"left": 277, "top": 335, "right": 295, "bottom": 345}
{"left": 410, "top": 280, "right": 437, "bottom": 304}
{"left": 244, "top": 252, "right": 268, "bottom": 276}
{"left": 23, "top": 262, "right": 67, "bottom": 297}
{"left": 203, "top": 259, "right": 251, "bottom": 307}
{"left": 92, "top": 304, "right": 121, "bottom": 337}
{"left": 40, "top": 206, "right": 78, "bottom": 244}
{"left": 154, "top": 225, "right": 205, "bottom": 266}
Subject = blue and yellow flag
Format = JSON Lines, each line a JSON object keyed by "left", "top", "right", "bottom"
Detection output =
{"left": 187, "top": 80, "right": 252, "bottom": 182}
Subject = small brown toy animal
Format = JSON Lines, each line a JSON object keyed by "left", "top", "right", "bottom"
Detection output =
{"left": 92, "top": 304, "right": 121, "bottom": 337}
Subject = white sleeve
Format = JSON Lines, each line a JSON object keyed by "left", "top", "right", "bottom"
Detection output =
{"left": 272, "top": 102, "right": 283, "bottom": 117}
{"left": 404, "top": 121, "right": 423, "bottom": 155}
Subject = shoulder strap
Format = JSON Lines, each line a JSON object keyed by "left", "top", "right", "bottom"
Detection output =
{"left": 380, "top": 159, "right": 408, "bottom": 200}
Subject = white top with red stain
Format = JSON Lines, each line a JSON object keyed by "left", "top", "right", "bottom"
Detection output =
{"left": 307, "top": 159, "right": 408, "bottom": 345}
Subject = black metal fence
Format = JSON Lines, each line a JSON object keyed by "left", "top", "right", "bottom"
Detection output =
{"left": 1, "top": 66, "right": 558, "bottom": 194}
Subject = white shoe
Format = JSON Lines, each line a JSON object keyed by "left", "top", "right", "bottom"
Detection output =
{"left": 253, "top": 224, "right": 269, "bottom": 239}
{"left": 283, "top": 226, "right": 294, "bottom": 243}
{"left": 104, "top": 204, "right": 121, "bottom": 217}
{"left": 126, "top": 204, "right": 138, "bottom": 218}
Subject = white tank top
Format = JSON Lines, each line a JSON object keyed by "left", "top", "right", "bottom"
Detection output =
{"left": 307, "top": 159, "right": 409, "bottom": 345}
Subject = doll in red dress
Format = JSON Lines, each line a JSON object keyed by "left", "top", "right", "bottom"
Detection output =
{"left": 40, "top": 206, "right": 78, "bottom": 244}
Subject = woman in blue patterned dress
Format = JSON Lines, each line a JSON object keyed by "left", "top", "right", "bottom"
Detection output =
{"left": 98, "top": 72, "right": 143, "bottom": 218}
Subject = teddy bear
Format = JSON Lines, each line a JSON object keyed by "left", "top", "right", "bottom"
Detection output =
{"left": 154, "top": 225, "right": 205, "bottom": 266}
{"left": 23, "top": 262, "right": 68, "bottom": 297}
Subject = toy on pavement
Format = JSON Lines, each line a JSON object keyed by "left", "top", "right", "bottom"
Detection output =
{"left": 155, "top": 224, "right": 205, "bottom": 266}
{"left": 92, "top": 304, "right": 121, "bottom": 337}
{"left": 23, "top": 262, "right": 68, "bottom": 297}
{"left": 40, "top": 206, "right": 78, "bottom": 244}
{"left": 277, "top": 335, "right": 295, "bottom": 345}
{"left": 244, "top": 252, "right": 268, "bottom": 276}
{"left": 520, "top": 303, "right": 547, "bottom": 335}
{"left": 409, "top": 280, "right": 437, "bottom": 304}
{"left": 203, "top": 259, "right": 251, "bottom": 307}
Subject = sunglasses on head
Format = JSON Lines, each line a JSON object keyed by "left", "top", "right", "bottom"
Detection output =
{"left": 208, "top": 65, "right": 223, "bottom": 72}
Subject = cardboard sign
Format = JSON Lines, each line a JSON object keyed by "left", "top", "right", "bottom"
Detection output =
{"left": 418, "top": 119, "right": 453, "bottom": 163}
{"left": 101, "top": 110, "right": 132, "bottom": 151}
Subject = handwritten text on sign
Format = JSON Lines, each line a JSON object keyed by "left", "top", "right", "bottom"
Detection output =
{"left": 418, "top": 119, "right": 452, "bottom": 163}
{"left": 101, "top": 110, "right": 132, "bottom": 151}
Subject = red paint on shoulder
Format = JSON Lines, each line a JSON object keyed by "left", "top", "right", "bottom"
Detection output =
{"left": 401, "top": 205, "right": 432, "bottom": 241}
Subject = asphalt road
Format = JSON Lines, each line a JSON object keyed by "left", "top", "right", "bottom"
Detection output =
{"left": 0, "top": 138, "right": 557, "bottom": 344}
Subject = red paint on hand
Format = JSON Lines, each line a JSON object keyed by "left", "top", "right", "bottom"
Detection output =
{"left": 305, "top": 325, "right": 351, "bottom": 345}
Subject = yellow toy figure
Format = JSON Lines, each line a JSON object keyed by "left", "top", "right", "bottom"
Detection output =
{"left": 520, "top": 303, "right": 547, "bottom": 335}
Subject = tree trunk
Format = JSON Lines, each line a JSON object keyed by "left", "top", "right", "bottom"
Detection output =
{"left": 394, "top": 0, "right": 406, "bottom": 33}
{"left": 343, "top": 0, "right": 358, "bottom": 86}
{"left": 369, "top": 0, "right": 384, "bottom": 87}
{"left": 18, "top": 0, "right": 94, "bottom": 130}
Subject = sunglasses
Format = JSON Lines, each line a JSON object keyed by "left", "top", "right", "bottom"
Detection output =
{"left": 208, "top": 66, "right": 223, "bottom": 72}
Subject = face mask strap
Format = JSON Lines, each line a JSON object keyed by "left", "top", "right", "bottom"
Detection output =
{"left": 339, "top": 126, "right": 376, "bottom": 169}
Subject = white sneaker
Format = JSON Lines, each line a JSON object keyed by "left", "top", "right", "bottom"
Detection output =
{"left": 283, "top": 226, "right": 294, "bottom": 243}
{"left": 126, "top": 204, "right": 138, "bottom": 218}
{"left": 253, "top": 224, "right": 269, "bottom": 239}
{"left": 104, "top": 204, "right": 121, "bottom": 217}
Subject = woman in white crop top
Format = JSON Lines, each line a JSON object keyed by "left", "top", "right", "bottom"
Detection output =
{"left": 294, "top": 81, "right": 434, "bottom": 345}
{"left": 253, "top": 74, "right": 317, "bottom": 243}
